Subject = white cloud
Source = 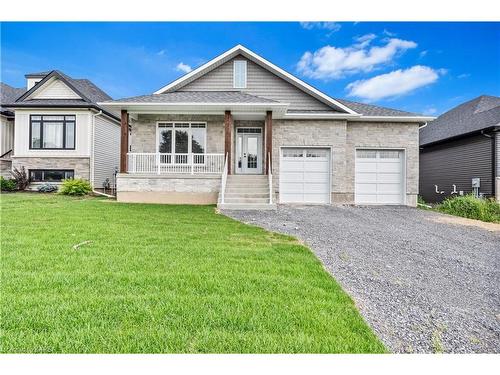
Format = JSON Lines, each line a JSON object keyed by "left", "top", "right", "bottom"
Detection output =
{"left": 157, "top": 50, "right": 166, "bottom": 56}
{"left": 346, "top": 65, "right": 441, "bottom": 101}
{"left": 383, "top": 29, "right": 396, "bottom": 37}
{"left": 176, "top": 62, "right": 192, "bottom": 73}
{"left": 458, "top": 73, "right": 471, "bottom": 79}
{"left": 419, "top": 50, "right": 428, "bottom": 58}
{"left": 297, "top": 37, "right": 417, "bottom": 79}
{"left": 300, "top": 22, "right": 341, "bottom": 33}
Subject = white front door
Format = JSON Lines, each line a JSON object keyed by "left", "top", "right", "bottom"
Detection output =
{"left": 236, "top": 128, "right": 262, "bottom": 174}
{"left": 355, "top": 149, "right": 405, "bottom": 205}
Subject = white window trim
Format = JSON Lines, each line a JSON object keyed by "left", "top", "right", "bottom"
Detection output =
{"left": 233, "top": 60, "right": 247, "bottom": 89}
{"left": 156, "top": 121, "right": 208, "bottom": 158}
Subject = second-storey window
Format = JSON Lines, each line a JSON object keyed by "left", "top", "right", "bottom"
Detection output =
{"left": 30, "top": 115, "right": 76, "bottom": 150}
{"left": 233, "top": 60, "right": 247, "bottom": 88}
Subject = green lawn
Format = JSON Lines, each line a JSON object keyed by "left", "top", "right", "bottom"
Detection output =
{"left": 0, "top": 193, "right": 385, "bottom": 353}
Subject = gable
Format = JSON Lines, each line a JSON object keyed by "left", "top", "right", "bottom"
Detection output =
{"left": 30, "top": 78, "right": 82, "bottom": 100}
{"left": 178, "top": 55, "right": 334, "bottom": 112}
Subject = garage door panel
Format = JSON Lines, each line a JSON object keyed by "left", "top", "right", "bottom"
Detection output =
{"left": 280, "top": 148, "right": 330, "bottom": 204}
{"left": 356, "top": 172, "right": 377, "bottom": 183}
{"left": 355, "top": 149, "right": 404, "bottom": 205}
{"left": 377, "top": 163, "right": 401, "bottom": 173}
{"left": 376, "top": 173, "right": 401, "bottom": 183}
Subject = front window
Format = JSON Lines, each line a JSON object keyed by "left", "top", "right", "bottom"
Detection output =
{"left": 30, "top": 169, "right": 74, "bottom": 182}
{"left": 157, "top": 122, "right": 206, "bottom": 163}
{"left": 233, "top": 60, "right": 247, "bottom": 88}
{"left": 30, "top": 115, "right": 76, "bottom": 149}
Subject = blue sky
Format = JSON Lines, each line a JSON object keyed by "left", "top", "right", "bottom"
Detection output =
{"left": 1, "top": 22, "right": 499, "bottom": 115}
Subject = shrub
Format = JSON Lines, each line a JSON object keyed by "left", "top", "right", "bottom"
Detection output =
{"left": 38, "top": 183, "right": 58, "bottom": 193}
{"left": 11, "top": 166, "right": 31, "bottom": 190}
{"left": 0, "top": 176, "right": 17, "bottom": 191}
{"left": 437, "top": 195, "right": 500, "bottom": 223}
{"left": 59, "top": 178, "right": 92, "bottom": 196}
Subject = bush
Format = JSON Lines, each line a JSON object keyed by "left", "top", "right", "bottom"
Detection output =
{"left": 38, "top": 183, "right": 58, "bottom": 193}
{"left": 59, "top": 178, "right": 92, "bottom": 196}
{"left": 437, "top": 195, "right": 500, "bottom": 223}
{"left": 0, "top": 176, "right": 17, "bottom": 191}
{"left": 11, "top": 166, "right": 30, "bottom": 190}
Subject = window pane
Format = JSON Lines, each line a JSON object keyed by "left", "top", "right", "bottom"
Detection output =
{"left": 31, "top": 122, "right": 41, "bottom": 148}
{"left": 234, "top": 60, "right": 247, "bottom": 88}
{"left": 191, "top": 127, "right": 206, "bottom": 154}
{"left": 31, "top": 116, "right": 42, "bottom": 121}
{"left": 30, "top": 170, "right": 43, "bottom": 181}
{"left": 158, "top": 128, "right": 172, "bottom": 153}
{"left": 44, "top": 170, "right": 66, "bottom": 181}
{"left": 43, "top": 123, "right": 64, "bottom": 148}
{"left": 174, "top": 123, "right": 189, "bottom": 128}
{"left": 43, "top": 115, "right": 65, "bottom": 121}
{"left": 64, "top": 171, "right": 75, "bottom": 179}
{"left": 65, "top": 122, "right": 75, "bottom": 148}
{"left": 65, "top": 115, "right": 76, "bottom": 121}
{"left": 175, "top": 129, "right": 189, "bottom": 153}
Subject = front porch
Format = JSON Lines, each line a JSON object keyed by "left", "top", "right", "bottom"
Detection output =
{"left": 110, "top": 104, "right": 278, "bottom": 207}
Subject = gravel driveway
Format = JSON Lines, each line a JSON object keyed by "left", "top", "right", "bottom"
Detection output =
{"left": 224, "top": 205, "right": 500, "bottom": 353}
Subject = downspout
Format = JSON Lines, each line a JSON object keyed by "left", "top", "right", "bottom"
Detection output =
{"left": 480, "top": 130, "right": 494, "bottom": 198}
{"left": 418, "top": 122, "right": 428, "bottom": 129}
{"left": 91, "top": 110, "right": 102, "bottom": 194}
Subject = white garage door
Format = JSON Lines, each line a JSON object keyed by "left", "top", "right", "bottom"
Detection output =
{"left": 355, "top": 149, "right": 405, "bottom": 205}
{"left": 280, "top": 148, "right": 330, "bottom": 203}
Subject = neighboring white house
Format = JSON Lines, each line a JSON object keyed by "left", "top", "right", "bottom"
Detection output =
{"left": 1, "top": 83, "right": 24, "bottom": 178}
{"left": 99, "top": 45, "right": 434, "bottom": 209}
{"left": 2, "top": 70, "right": 121, "bottom": 190}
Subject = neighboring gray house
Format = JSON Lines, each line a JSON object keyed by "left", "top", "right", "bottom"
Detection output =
{"left": 0, "top": 83, "right": 25, "bottom": 178}
{"left": 2, "top": 70, "right": 121, "bottom": 190}
{"left": 99, "top": 45, "right": 433, "bottom": 209}
{"left": 419, "top": 95, "right": 500, "bottom": 203}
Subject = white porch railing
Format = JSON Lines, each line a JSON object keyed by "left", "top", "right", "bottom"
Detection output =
{"left": 127, "top": 153, "right": 225, "bottom": 174}
{"left": 268, "top": 152, "right": 273, "bottom": 204}
{"left": 219, "top": 153, "right": 229, "bottom": 204}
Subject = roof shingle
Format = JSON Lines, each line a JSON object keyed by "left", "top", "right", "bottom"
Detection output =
{"left": 420, "top": 95, "right": 500, "bottom": 146}
{"left": 103, "top": 91, "right": 280, "bottom": 104}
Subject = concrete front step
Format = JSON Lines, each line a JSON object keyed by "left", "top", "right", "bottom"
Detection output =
{"left": 218, "top": 203, "right": 277, "bottom": 210}
{"left": 223, "top": 197, "right": 270, "bottom": 204}
{"left": 225, "top": 187, "right": 269, "bottom": 193}
{"left": 224, "top": 192, "right": 270, "bottom": 199}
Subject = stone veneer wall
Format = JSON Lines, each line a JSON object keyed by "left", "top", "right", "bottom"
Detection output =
{"left": 116, "top": 174, "right": 220, "bottom": 204}
{"left": 11, "top": 157, "right": 90, "bottom": 181}
{"left": 131, "top": 114, "right": 224, "bottom": 154}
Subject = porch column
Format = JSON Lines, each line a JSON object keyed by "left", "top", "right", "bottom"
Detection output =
{"left": 265, "top": 111, "right": 273, "bottom": 175}
{"left": 224, "top": 110, "right": 233, "bottom": 174}
{"left": 120, "top": 109, "right": 129, "bottom": 173}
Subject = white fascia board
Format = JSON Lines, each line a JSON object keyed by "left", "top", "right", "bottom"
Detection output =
{"left": 352, "top": 115, "right": 437, "bottom": 122}
{"left": 284, "top": 113, "right": 361, "bottom": 119}
{"left": 152, "top": 44, "right": 358, "bottom": 115}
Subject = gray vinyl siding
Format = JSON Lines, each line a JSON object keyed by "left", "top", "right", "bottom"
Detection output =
{"left": 179, "top": 55, "right": 333, "bottom": 112}
{"left": 496, "top": 131, "right": 500, "bottom": 177}
{"left": 93, "top": 115, "right": 120, "bottom": 189}
{"left": 419, "top": 134, "right": 494, "bottom": 203}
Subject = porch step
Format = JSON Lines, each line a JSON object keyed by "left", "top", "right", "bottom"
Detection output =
{"left": 218, "top": 203, "right": 277, "bottom": 210}
{"left": 218, "top": 174, "right": 276, "bottom": 210}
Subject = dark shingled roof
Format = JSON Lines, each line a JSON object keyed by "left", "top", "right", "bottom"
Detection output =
{"left": 420, "top": 95, "right": 500, "bottom": 146}
{"left": 104, "top": 91, "right": 280, "bottom": 104}
{"left": 334, "top": 98, "right": 419, "bottom": 117}
{"left": 25, "top": 71, "right": 52, "bottom": 77}
{"left": 0, "top": 82, "right": 26, "bottom": 115}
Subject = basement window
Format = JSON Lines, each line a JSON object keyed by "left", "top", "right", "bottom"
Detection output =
{"left": 233, "top": 60, "right": 247, "bottom": 89}
{"left": 30, "top": 169, "right": 74, "bottom": 182}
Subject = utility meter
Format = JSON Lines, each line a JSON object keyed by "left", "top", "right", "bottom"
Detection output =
{"left": 472, "top": 178, "right": 480, "bottom": 188}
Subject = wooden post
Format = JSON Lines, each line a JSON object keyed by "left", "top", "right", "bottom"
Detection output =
{"left": 224, "top": 110, "right": 233, "bottom": 175}
{"left": 120, "top": 109, "right": 129, "bottom": 173}
{"left": 265, "top": 111, "right": 272, "bottom": 175}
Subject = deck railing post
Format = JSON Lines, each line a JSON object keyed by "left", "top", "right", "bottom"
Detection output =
{"left": 157, "top": 153, "right": 160, "bottom": 175}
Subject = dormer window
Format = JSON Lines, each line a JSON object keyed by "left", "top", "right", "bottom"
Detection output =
{"left": 233, "top": 60, "right": 247, "bottom": 89}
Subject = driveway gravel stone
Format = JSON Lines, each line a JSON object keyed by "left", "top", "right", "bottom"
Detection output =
{"left": 224, "top": 205, "right": 500, "bottom": 353}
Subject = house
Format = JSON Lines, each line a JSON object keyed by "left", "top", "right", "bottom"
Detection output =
{"left": 419, "top": 95, "right": 500, "bottom": 203}
{"left": 0, "top": 83, "right": 24, "bottom": 178}
{"left": 2, "top": 70, "right": 121, "bottom": 191}
{"left": 99, "top": 45, "right": 433, "bottom": 209}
